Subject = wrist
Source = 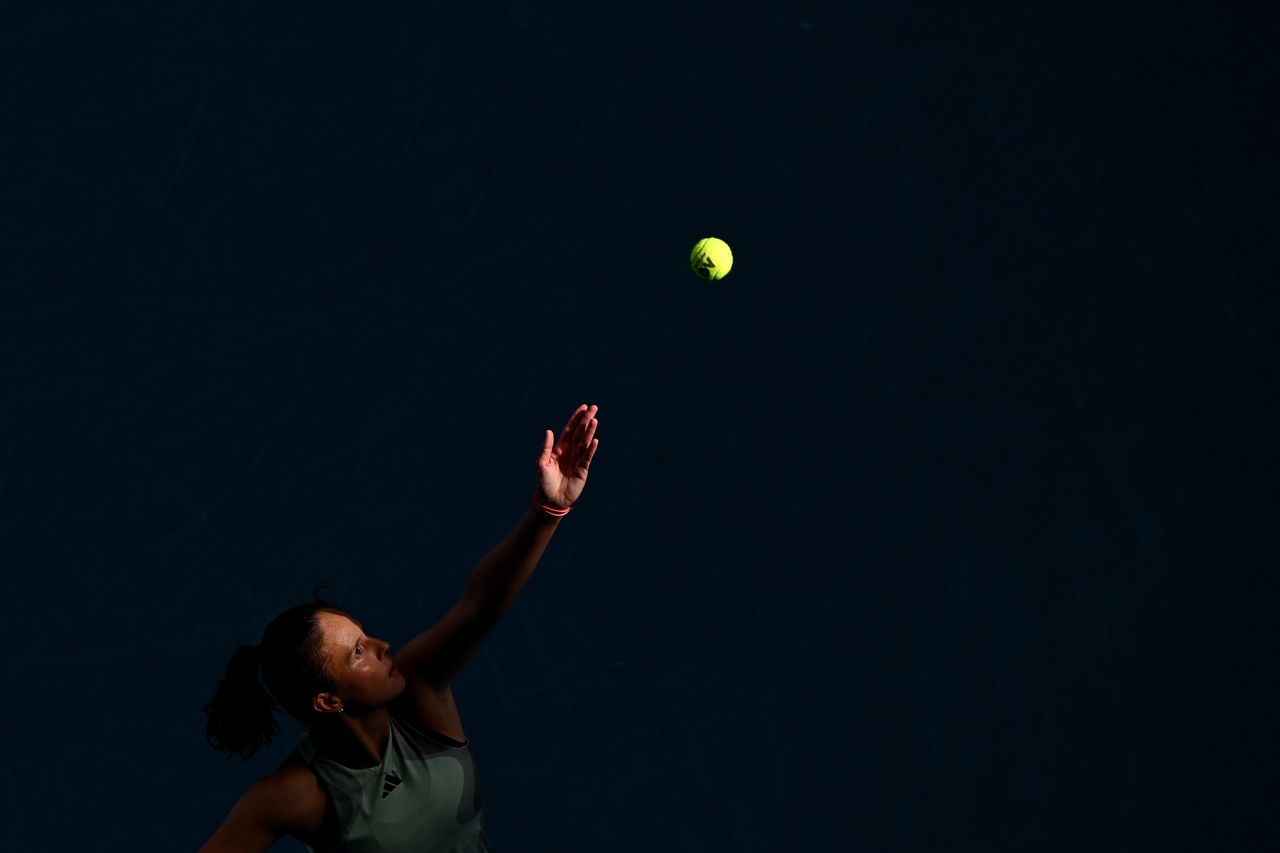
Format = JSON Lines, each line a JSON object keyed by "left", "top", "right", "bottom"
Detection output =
{"left": 532, "top": 490, "right": 571, "bottom": 517}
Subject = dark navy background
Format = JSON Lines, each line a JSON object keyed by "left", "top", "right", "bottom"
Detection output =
{"left": 2, "top": 2, "right": 1276, "bottom": 850}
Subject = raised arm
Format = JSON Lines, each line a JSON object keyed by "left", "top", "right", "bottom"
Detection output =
{"left": 393, "top": 403, "right": 601, "bottom": 689}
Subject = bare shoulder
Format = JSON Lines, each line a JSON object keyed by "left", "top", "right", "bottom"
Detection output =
{"left": 198, "top": 760, "right": 330, "bottom": 853}
{"left": 390, "top": 679, "right": 467, "bottom": 744}
{"left": 261, "top": 756, "right": 332, "bottom": 839}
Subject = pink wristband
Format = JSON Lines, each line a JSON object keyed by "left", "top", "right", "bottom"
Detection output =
{"left": 532, "top": 491, "right": 571, "bottom": 517}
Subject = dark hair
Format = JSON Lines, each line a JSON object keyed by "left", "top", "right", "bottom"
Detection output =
{"left": 204, "top": 584, "right": 349, "bottom": 761}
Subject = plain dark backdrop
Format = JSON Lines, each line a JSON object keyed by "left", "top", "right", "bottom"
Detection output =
{"left": 2, "top": 2, "right": 1276, "bottom": 850}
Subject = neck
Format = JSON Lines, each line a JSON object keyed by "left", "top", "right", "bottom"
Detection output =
{"left": 310, "top": 706, "right": 392, "bottom": 769}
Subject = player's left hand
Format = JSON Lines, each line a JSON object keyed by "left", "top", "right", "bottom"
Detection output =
{"left": 537, "top": 403, "right": 599, "bottom": 510}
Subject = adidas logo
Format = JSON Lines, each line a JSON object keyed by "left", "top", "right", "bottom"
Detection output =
{"left": 381, "top": 770, "right": 403, "bottom": 799}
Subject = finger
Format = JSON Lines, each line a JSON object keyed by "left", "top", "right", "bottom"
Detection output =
{"left": 577, "top": 404, "right": 598, "bottom": 440}
{"left": 559, "top": 404, "right": 587, "bottom": 444}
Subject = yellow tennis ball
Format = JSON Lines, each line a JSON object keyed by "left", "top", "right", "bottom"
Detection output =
{"left": 690, "top": 237, "right": 733, "bottom": 281}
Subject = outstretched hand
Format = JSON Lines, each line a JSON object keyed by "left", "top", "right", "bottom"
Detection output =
{"left": 537, "top": 403, "right": 600, "bottom": 511}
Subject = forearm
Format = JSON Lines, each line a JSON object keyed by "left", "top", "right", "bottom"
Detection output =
{"left": 464, "top": 504, "right": 562, "bottom": 613}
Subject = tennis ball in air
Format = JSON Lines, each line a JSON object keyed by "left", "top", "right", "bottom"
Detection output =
{"left": 690, "top": 237, "right": 733, "bottom": 281}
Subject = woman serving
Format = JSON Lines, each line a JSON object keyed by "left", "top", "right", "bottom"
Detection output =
{"left": 200, "top": 404, "right": 601, "bottom": 852}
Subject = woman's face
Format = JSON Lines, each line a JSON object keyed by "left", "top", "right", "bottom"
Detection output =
{"left": 313, "top": 610, "right": 406, "bottom": 713}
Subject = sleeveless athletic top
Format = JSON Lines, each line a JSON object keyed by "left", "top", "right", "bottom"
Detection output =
{"left": 292, "top": 713, "right": 491, "bottom": 853}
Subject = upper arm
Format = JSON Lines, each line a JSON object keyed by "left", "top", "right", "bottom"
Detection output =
{"left": 197, "top": 780, "right": 278, "bottom": 853}
{"left": 198, "top": 775, "right": 316, "bottom": 853}
{"left": 393, "top": 592, "right": 505, "bottom": 689}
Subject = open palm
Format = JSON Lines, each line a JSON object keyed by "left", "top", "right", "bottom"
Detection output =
{"left": 537, "top": 403, "right": 600, "bottom": 510}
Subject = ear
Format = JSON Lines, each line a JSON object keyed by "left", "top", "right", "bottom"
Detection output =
{"left": 313, "top": 692, "right": 343, "bottom": 714}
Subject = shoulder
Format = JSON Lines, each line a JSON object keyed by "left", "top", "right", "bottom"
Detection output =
{"left": 201, "top": 762, "right": 331, "bottom": 853}
{"left": 389, "top": 681, "right": 468, "bottom": 745}
{"left": 258, "top": 755, "right": 331, "bottom": 838}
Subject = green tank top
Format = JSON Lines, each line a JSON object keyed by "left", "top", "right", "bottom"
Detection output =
{"left": 293, "top": 712, "right": 491, "bottom": 852}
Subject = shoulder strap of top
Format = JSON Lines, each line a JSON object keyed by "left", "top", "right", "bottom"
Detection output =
{"left": 294, "top": 731, "right": 319, "bottom": 764}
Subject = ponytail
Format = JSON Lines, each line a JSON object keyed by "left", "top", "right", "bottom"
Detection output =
{"left": 204, "top": 644, "right": 280, "bottom": 761}
{"left": 204, "top": 586, "right": 346, "bottom": 761}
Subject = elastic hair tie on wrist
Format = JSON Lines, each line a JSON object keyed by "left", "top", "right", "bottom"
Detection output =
{"left": 532, "top": 492, "right": 571, "bottom": 517}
